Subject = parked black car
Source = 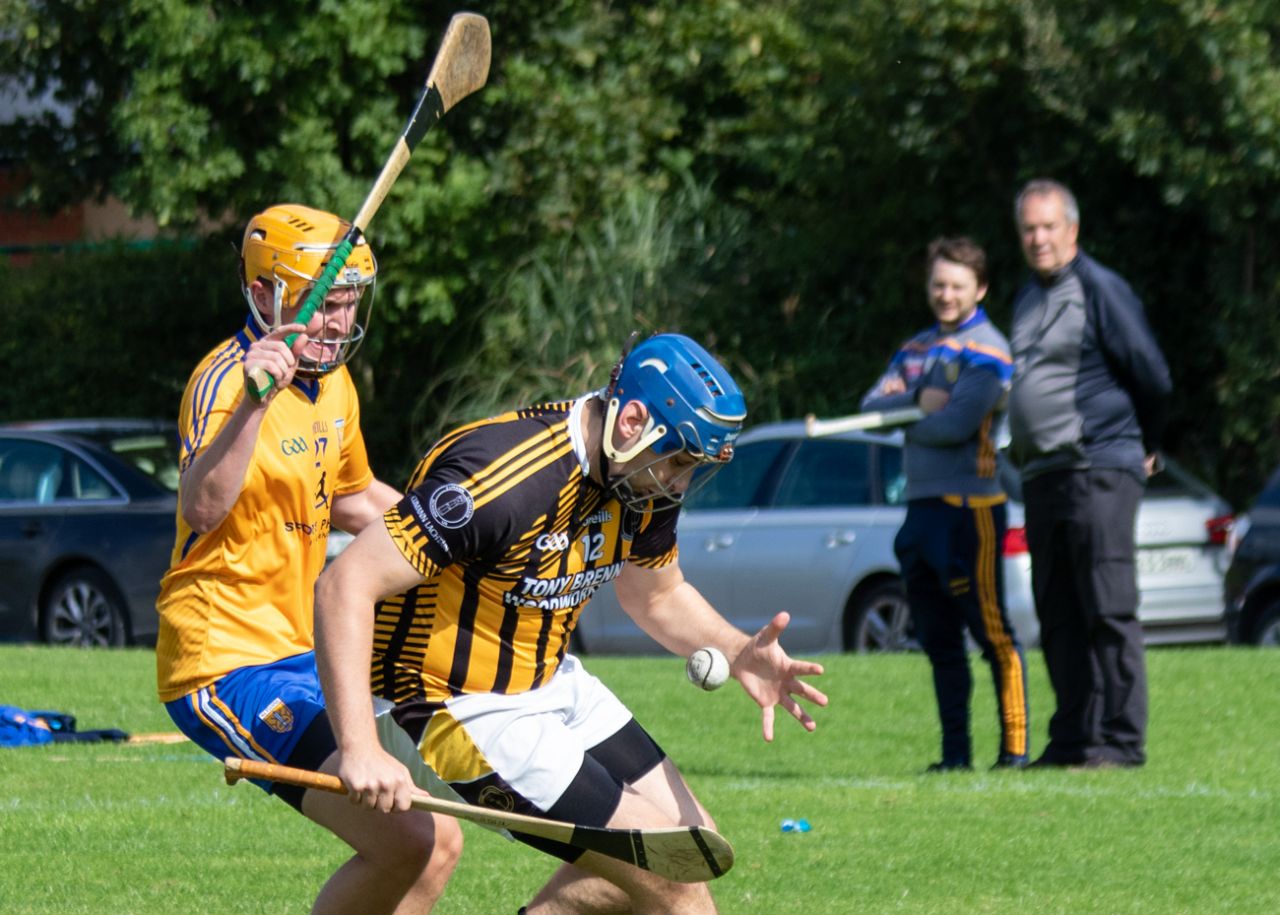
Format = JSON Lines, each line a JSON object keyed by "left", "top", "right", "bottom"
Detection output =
{"left": 1224, "top": 464, "right": 1280, "bottom": 646}
{"left": 0, "top": 419, "right": 179, "bottom": 647}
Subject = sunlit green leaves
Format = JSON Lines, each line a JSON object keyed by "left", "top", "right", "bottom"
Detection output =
{"left": 4, "top": 0, "right": 1280, "bottom": 497}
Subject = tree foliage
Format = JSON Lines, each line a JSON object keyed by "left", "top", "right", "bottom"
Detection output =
{"left": 3, "top": 0, "right": 1279, "bottom": 502}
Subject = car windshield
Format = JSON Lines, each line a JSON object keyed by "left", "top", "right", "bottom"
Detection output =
{"left": 89, "top": 432, "right": 181, "bottom": 492}
{"left": 683, "top": 439, "right": 789, "bottom": 510}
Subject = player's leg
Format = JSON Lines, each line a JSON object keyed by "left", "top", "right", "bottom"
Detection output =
{"left": 956, "top": 500, "right": 1029, "bottom": 767}
{"left": 421, "top": 661, "right": 717, "bottom": 913}
{"left": 166, "top": 654, "right": 462, "bottom": 913}
{"left": 1023, "top": 471, "right": 1096, "bottom": 764}
{"left": 290, "top": 710, "right": 462, "bottom": 914}
{"left": 529, "top": 685, "right": 717, "bottom": 914}
{"left": 897, "top": 500, "right": 972, "bottom": 768}
{"left": 1080, "top": 468, "right": 1146, "bottom": 766}
{"left": 302, "top": 747, "right": 462, "bottom": 915}
{"left": 525, "top": 754, "right": 717, "bottom": 915}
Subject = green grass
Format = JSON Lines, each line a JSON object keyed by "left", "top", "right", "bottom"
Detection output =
{"left": 2, "top": 644, "right": 1277, "bottom": 914}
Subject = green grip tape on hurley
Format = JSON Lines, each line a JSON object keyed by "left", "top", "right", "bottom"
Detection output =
{"left": 246, "top": 235, "right": 357, "bottom": 403}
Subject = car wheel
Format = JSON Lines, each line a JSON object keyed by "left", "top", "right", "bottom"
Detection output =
{"left": 1253, "top": 601, "right": 1280, "bottom": 647}
{"left": 40, "top": 567, "right": 128, "bottom": 648}
{"left": 845, "top": 581, "right": 916, "bottom": 653}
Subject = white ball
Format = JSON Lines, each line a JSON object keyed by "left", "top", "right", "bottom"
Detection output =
{"left": 685, "top": 647, "right": 730, "bottom": 691}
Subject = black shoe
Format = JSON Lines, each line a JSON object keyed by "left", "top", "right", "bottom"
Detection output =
{"left": 992, "top": 753, "right": 1029, "bottom": 770}
{"left": 923, "top": 760, "right": 972, "bottom": 773}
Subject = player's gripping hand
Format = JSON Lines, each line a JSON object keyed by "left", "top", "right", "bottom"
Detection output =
{"left": 335, "top": 746, "right": 418, "bottom": 814}
{"left": 242, "top": 323, "right": 307, "bottom": 403}
{"left": 730, "top": 611, "right": 828, "bottom": 742}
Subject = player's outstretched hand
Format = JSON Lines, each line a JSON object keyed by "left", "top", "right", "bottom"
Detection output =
{"left": 334, "top": 746, "right": 418, "bottom": 814}
{"left": 731, "top": 611, "right": 828, "bottom": 742}
{"left": 242, "top": 323, "right": 307, "bottom": 402}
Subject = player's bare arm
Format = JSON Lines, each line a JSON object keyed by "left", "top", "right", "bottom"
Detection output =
{"left": 614, "top": 561, "right": 827, "bottom": 741}
{"left": 314, "top": 521, "right": 426, "bottom": 813}
{"left": 177, "top": 323, "right": 307, "bottom": 532}
{"left": 330, "top": 479, "right": 402, "bottom": 533}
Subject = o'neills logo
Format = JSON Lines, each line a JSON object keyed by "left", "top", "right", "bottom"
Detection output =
{"left": 430, "top": 483, "right": 475, "bottom": 529}
{"left": 478, "top": 785, "right": 515, "bottom": 811}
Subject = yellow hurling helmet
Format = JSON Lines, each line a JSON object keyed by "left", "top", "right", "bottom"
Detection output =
{"left": 240, "top": 203, "right": 378, "bottom": 375}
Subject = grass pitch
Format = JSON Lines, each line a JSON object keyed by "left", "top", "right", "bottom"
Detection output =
{"left": 2, "top": 643, "right": 1277, "bottom": 913}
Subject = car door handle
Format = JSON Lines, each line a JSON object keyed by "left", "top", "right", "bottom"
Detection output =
{"left": 703, "top": 534, "right": 736, "bottom": 552}
{"left": 21, "top": 521, "right": 46, "bottom": 538}
{"left": 825, "top": 530, "right": 857, "bottom": 548}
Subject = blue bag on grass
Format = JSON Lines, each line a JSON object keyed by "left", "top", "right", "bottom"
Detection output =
{"left": 0, "top": 705, "right": 58, "bottom": 747}
{"left": 0, "top": 705, "right": 127, "bottom": 747}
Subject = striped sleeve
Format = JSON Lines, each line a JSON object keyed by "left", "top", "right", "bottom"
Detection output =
{"left": 178, "top": 339, "right": 245, "bottom": 472}
{"left": 626, "top": 507, "right": 680, "bottom": 569}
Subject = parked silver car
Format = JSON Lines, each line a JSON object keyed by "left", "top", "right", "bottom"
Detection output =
{"left": 574, "top": 420, "right": 1234, "bottom": 654}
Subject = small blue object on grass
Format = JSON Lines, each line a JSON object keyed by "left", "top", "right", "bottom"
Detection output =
{"left": 780, "top": 818, "right": 812, "bottom": 833}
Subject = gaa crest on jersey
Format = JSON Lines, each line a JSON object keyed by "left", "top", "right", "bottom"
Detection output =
{"left": 430, "top": 483, "right": 475, "bottom": 529}
{"left": 258, "top": 698, "right": 295, "bottom": 734}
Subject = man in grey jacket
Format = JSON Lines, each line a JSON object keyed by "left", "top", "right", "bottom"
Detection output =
{"left": 1008, "top": 179, "right": 1171, "bottom": 769}
{"left": 863, "top": 237, "right": 1028, "bottom": 771}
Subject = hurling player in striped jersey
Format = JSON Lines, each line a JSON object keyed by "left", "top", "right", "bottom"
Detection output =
{"left": 315, "top": 333, "right": 828, "bottom": 914}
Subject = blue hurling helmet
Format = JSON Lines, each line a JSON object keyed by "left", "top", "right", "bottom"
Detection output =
{"left": 603, "top": 333, "right": 747, "bottom": 466}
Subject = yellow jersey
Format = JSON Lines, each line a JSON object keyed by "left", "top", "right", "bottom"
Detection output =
{"left": 156, "top": 318, "right": 373, "bottom": 701}
{"left": 373, "top": 395, "right": 679, "bottom": 711}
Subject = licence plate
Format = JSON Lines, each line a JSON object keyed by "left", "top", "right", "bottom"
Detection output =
{"left": 1136, "top": 546, "right": 1197, "bottom": 577}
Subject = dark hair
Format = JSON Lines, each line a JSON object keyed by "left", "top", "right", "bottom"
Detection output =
{"left": 926, "top": 236, "right": 988, "bottom": 287}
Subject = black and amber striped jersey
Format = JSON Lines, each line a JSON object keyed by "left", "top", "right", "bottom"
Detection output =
{"left": 373, "top": 395, "right": 679, "bottom": 705}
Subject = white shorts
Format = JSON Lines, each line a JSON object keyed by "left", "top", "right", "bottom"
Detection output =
{"left": 422, "top": 654, "right": 634, "bottom": 809}
{"left": 390, "top": 655, "right": 668, "bottom": 861}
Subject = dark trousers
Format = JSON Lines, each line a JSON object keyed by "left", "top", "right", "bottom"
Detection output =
{"left": 1022, "top": 468, "right": 1147, "bottom": 765}
{"left": 895, "top": 498, "right": 1029, "bottom": 766}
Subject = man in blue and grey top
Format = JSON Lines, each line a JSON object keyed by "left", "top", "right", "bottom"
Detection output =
{"left": 1008, "top": 178, "right": 1171, "bottom": 769}
{"left": 862, "top": 236, "right": 1028, "bottom": 772}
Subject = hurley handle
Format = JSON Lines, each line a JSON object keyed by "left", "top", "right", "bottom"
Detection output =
{"left": 242, "top": 14, "right": 490, "bottom": 405}
{"left": 225, "top": 756, "right": 346, "bottom": 793}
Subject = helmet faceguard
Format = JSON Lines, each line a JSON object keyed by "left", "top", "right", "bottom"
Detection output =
{"left": 602, "top": 333, "right": 747, "bottom": 511}
{"left": 240, "top": 203, "right": 377, "bottom": 376}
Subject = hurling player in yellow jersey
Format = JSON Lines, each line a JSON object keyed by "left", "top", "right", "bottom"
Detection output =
{"left": 156, "top": 204, "right": 461, "bottom": 914}
{"left": 314, "top": 333, "right": 829, "bottom": 914}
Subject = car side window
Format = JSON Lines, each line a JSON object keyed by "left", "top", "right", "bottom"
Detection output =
{"left": 107, "top": 434, "right": 181, "bottom": 493}
{"left": 0, "top": 441, "right": 66, "bottom": 504}
{"left": 683, "top": 439, "right": 788, "bottom": 510}
{"left": 773, "top": 440, "right": 872, "bottom": 508}
{"left": 69, "top": 457, "right": 117, "bottom": 500}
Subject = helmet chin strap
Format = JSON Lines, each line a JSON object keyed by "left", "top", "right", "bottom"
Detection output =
{"left": 602, "top": 397, "right": 668, "bottom": 464}
{"left": 600, "top": 396, "right": 693, "bottom": 512}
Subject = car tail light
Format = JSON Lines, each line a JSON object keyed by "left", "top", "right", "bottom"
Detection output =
{"left": 1003, "top": 526, "right": 1029, "bottom": 556}
{"left": 1205, "top": 514, "right": 1234, "bottom": 547}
